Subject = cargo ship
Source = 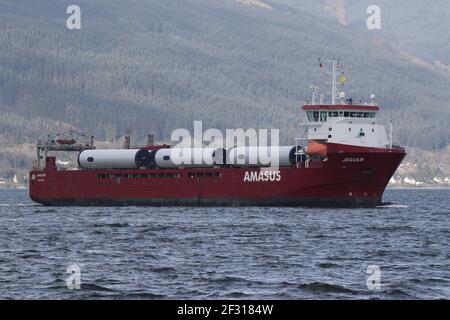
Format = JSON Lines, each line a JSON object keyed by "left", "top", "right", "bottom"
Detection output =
{"left": 29, "top": 60, "right": 406, "bottom": 207}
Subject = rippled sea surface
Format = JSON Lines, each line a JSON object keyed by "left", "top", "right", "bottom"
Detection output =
{"left": 0, "top": 188, "right": 449, "bottom": 299}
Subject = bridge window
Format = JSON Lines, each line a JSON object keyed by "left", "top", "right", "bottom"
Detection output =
{"left": 306, "top": 111, "right": 320, "bottom": 122}
{"left": 325, "top": 111, "right": 377, "bottom": 118}
{"left": 313, "top": 111, "right": 319, "bottom": 122}
{"left": 308, "top": 110, "right": 377, "bottom": 121}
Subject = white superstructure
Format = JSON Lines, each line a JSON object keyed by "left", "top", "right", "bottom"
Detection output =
{"left": 301, "top": 59, "right": 392, "bottom": 149}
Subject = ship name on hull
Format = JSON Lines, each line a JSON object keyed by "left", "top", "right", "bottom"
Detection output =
{"left": 244, "top": 170, "right": 281, "bottom": 182}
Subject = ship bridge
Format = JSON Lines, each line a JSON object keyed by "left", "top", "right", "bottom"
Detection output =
{"left": 302, "top": 104, "right": 379, "bottom": 122}
{"left": 301, "top": 103, "right": 389, "bottom": 149}
{"left": 298, "top": 59, "right": 391, "bottom": 149}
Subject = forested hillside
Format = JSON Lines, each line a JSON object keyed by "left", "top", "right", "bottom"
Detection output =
{"left": 0, "top": 0, "right": 449, "bottom": 179}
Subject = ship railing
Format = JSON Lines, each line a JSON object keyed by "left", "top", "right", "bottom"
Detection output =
{"left": 56, "top": 166, "right": 79, "bottom": 171}
{"left": 299, "top": 118, "right": 318, "bottom": 127}
{"left": 389, "top": 144, "right": 405, "bottom": 151}
{"left": 387, "top": 121, "right": 404, "bottom": 150}
{"left": 294, "top": 138, "right": 308, "bottom": 167}
{"left": 303, "top": 101, "right": 378, "bottom": 106}
{"left": 31, "top": 160, "right": 40, "bottom": 170}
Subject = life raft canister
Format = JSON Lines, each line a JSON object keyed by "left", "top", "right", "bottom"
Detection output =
{"left": 306, "top": 140, "right": 327, "bottom": 157}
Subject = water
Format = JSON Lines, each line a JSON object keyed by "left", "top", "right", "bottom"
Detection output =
{"left": 0, "top": 188, "right": 448, "bottom": 299}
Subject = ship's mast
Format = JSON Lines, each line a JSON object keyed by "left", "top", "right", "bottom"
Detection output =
{"left": 331, "top": 59, "right": 337, "bottom": 105}
{"left": 316, "top": 58, "right": 340, "bottom": 105}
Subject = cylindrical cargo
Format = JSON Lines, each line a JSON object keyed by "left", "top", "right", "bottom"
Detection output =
{"left": 135, "top": 148, "right": 156, "bottom": 168}
{"left": 78, "top": 149, "right": 155, "bottom": 169}
{"left": 227, "top": 146, "right": 298, "bottom": 167}
{"left": 154, "top": 148, "right": 226, "bottom": 169}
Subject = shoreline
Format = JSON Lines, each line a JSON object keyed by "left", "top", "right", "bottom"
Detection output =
{"left": 387, "top": 185, "right": 450, "bottom": 189}
{"left": 1, "top": 186, "right": 450, "bottom": 191}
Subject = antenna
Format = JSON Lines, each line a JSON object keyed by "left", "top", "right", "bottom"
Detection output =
{"left": 309, "top": 86, "right": 318, "bottom": 105}
{"left": 319, "top": 58, "right": 341, "bottom": 105}
{"left": 389, "top": 120, "right": 393, "bottom": 149}
{"left": 331, "top": 59, "right": 337, "bottom": 105}
{"left": 339, "top": 91, "right": 346, "bottom": 104}
{"left": 313, "top": 58, "right": 348, "bottom": 105}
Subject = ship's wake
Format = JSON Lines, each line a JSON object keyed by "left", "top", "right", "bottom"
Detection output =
{"left": 377, "top": 203, "right": 408, "bottom": 208}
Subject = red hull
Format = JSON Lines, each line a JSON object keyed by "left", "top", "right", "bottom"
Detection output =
{"left": 29, "top": 144, "right": 406, "bottom": 207}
